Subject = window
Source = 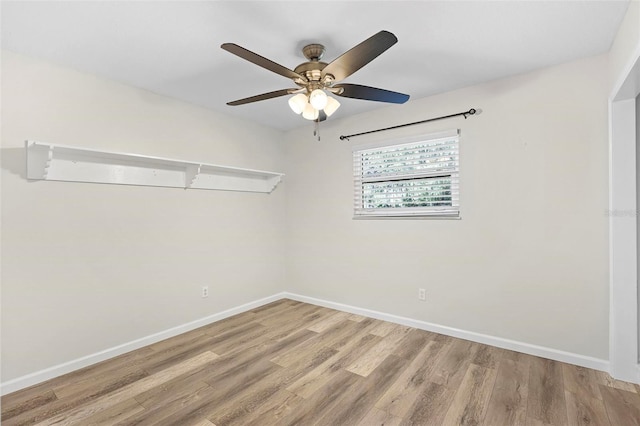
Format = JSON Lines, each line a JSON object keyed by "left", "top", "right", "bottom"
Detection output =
{"left": 352, "top": 130, "right": 460, "bottom": 218}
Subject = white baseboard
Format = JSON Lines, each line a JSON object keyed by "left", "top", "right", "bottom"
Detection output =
{"left": 282, "top": 292, "right": 610, "bottom": 373}
{"left": 2, "top": 290, "right": 613, "bottom": 395}
{"left": 0, "top": 292, "right": 287, "bottom": 396}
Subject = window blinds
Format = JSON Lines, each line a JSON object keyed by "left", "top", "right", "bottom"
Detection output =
{"left": 353, "top": 130, "right": 460, "bottom": 218}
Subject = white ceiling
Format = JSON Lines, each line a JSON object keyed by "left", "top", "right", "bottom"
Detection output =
{"left": 1, "top": 1, "right": 630, "bottom": 131}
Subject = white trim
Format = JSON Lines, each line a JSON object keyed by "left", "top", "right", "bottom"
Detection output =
{"left": 0, "top": 292, "right": 287, "bottom": 395}
{"left": 353, "top": 212, "right": 461, "bottom": 220}
{"left": 609, "top": 98, "right": 639, "bottom": 382}
{"left": 283, "top": 293, "right": 609, "bottom": 372}
{"left": 609, "top": 42, "right": 640, "bottom": 383}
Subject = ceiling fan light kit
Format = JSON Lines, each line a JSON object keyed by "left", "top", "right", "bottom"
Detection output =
{"left": 221, "top": 30, "right": 410, "bottom": 131}
{"left": 288, "top": 93, "right": 308, "bottom": 115}
{"left": 323, "top": 96, "right": 341, "bottom": 117}
{"left": 309, "top": 89, "right": 328, "bottom": 110}
{"left": 288, "top": 89, "right": 338, "bottom": 121}
{"left": 302, "top": 102, "right": 319, "bottom": 120}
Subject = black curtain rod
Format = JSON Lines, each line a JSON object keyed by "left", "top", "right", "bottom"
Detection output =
{"left": 339, "top": 108, "right": 477, "bottom": 141}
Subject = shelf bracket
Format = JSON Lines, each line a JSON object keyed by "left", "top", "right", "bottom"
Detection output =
{"left": 26, "top": 142, "right": 54, "bottom": 180}
{"left": 185, "top": 164, "right": 201, "bottom": 189}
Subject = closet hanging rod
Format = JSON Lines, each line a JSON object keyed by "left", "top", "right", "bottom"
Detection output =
{"left": 339, "top": 108, "right": 477, "bottom": 140}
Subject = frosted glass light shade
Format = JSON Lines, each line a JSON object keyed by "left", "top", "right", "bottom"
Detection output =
{"left": 324, "top": 96, "right": 341, "bottom": 117}
{"left": 309, "top": 89, "right": 328, "bottom": 110}
{"left": 288, "top": 94, "right": 307, "bottom": 114}
{"left": 302, "top": 102, "right": 319, "bottom": 120}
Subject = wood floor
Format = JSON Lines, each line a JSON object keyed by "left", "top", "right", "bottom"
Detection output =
{"left": 3, "top": 299, "right": 640, "bottom": 426}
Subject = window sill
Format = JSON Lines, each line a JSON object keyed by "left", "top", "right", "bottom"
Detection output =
{"left": 353, "top": 214, "right": 461, "bottom": 220}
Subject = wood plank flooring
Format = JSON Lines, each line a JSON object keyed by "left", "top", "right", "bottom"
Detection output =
{"left": 3, "top": 299, "right": 640, "bottom": 425}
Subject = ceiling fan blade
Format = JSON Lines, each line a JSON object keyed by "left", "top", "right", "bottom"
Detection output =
{"left": 322, "top": 31, "right": 398, "bottom": 82}
{"left": 221, "top": 43, "right": 306, "bottom": 81}
{"left": 227, "top": 89, "right": 297, "bottom": 106}
{"left": 333, "top": 83, "right": 409, "bottom": 104}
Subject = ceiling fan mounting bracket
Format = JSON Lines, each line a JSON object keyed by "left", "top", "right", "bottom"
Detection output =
{"left": 302, "top": 43, "right": 325, "bottom": 61}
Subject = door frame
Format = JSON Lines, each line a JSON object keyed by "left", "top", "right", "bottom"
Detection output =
{"left": 609, "top": 45, "right": 640, "bottom": 383}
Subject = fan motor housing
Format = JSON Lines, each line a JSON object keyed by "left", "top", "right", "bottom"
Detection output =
{"left": 294, "top": 62, "right": 327, "bottom": 82}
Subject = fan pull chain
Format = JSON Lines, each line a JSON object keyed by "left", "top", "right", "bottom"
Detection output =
{"left": 313, "top": 120, "right": 321, "bottom": 141}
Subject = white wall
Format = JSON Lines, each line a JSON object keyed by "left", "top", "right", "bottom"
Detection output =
{"left": 610, "top": 0, "right": 640, "bottom": 89}
{"left": 284, "top": 54, "right": 610, "bottom": 360}
{"left": 0, "top": 43, "right": 618, "bottom": 385}
{"left": 0, "top": 51, "right": 287, "bottom": 381}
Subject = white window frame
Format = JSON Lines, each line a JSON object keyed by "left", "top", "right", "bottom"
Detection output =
{"left": 352, "top": 129, "right": 460, "bottom": 219}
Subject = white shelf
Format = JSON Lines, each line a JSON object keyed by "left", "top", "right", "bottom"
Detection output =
{"left": 25, "top": 141, "right": 283, "bottom": 193}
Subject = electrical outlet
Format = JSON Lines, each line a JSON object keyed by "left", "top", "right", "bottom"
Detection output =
{"left": 418, "top": 288, "right": 426, "bottom": 301}
{"left": 202, "top": 286, "right": 209, "bottom": 298}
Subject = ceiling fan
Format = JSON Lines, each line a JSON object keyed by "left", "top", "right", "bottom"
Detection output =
{"left": 221, "top": 30, "right": 410, "bottom": 122}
